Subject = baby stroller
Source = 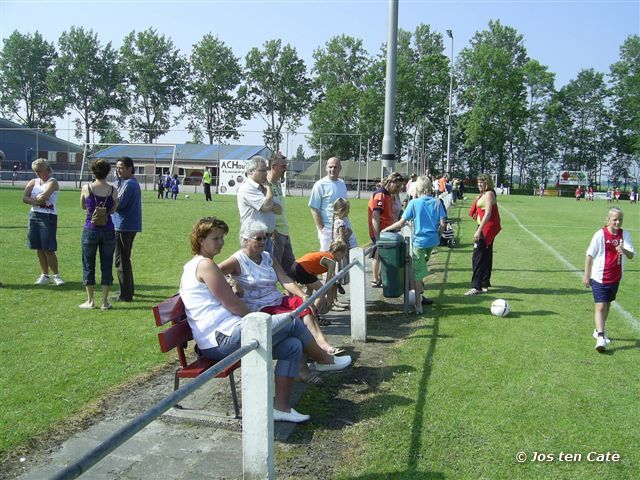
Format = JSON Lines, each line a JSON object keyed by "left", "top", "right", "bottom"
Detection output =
{"left": 439, "top": 219, "right": 456, "bottom": 248}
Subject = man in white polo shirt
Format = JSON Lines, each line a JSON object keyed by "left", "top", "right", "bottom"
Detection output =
{"left": 237, "top": 156, "right": 282, "bottom": 252}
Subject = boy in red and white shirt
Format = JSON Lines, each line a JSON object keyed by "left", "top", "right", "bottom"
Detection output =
{"left": 583, "top": 207, "right": 635, "bottom": 352}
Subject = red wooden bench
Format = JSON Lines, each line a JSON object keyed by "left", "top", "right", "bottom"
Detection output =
{"left": 153, "top": 294, "right": 240, "bottom": 418}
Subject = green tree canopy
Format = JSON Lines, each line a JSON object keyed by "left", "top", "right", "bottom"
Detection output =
{"left": 0, "top": 30, "right": 64, "bottom": 130}
{"left": 609, "top": 35, "right": 640, "bottom": 170}
{"left": 52, "top": 26, "right": 124, "bottom": 144}
{"left": 184, "top": 34, "right": 250, "bottom": 145}
{"left": 245, "top": 39, "right": 312, "bottom": 151}
{"left": 119, "top": 28, "right": 187, "bottom": 143}
{"left": 556, "top": 69, "right": 610, "bottom": 182}
{"left": 457, "top": 20, "right": 529, "bottom": 182}
{"left": 512, "top": 59, "right": 556, "bottom": 186}
{"left": 308, "top": 35, "right": 370, "bottom": 160}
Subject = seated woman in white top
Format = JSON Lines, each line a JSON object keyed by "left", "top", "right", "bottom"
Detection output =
{"left": 219, "top": 220, "right": 347, "bottom": 360}
{"left": 179, "top": 217, "right": 349, "bottom": 423}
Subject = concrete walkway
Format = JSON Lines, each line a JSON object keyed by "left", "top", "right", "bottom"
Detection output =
{"left": 14, "top": 279, "right": 386, "bottom": 480}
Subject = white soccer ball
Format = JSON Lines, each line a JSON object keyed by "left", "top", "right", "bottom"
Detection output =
{"left": 184, "top": 194, "right": 190, "bottom": 198}
{"left": 490, "top": 299, "right": 510, "bottom": 317}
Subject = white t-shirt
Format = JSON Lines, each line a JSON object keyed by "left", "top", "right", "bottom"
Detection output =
{"left": 179, "top": 255, "right": 241, "bottom": 349}
{"left": 232, "top": 250, "right": 283, "bottom": 311}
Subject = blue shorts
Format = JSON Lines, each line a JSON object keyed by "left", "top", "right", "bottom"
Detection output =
{"left": 591, "top": 279, "right": 619, "bottom": 303}
{"left": 27, "top": 211, "right": 58, "bottom": 251}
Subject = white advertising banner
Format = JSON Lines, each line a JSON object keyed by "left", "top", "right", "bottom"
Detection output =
{"left": 558, "top": 170, "right": 588, "bottom": 185}
{"left": 218, "top": 159, "right": 247, "bottom": 195}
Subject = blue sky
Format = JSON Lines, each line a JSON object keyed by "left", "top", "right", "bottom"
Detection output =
{"left": 1, "top": 0, "right": 638, "bottom": 149}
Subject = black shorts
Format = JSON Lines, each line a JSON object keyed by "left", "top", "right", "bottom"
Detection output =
{"left": 289, "top": 262, "right": 318, "bottom": 285}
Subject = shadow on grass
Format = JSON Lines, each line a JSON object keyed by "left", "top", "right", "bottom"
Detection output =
{"left": 604, "top": 337, "right": 640, "bottom": 354}
{"left": 405, "top": 235, "right": 460, "bottom": 474}
{"left": 425, "top": 282, "right": 587, "bottom": 297}
{"left": 291, "top": 364, "right": 417, "bottom": 435}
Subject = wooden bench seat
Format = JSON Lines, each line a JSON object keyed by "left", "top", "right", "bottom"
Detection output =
{"left": 153, "top": 294, "right": 240, "bottom": 418}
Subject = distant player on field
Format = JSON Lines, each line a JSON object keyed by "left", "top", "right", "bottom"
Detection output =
{"left": 582, "top": 207, "right": 636, "bottom": 352}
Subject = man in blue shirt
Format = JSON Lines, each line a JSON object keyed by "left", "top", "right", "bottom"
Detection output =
{"left": 112, "top": 156, "right": 142, "bottom": 302}
{"left": 308, "top": 157, "right": 347, "bottom": 251}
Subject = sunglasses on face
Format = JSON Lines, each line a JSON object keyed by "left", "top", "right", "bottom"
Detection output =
{"left": 250, "top": 234, "right": 270, "bottom": 242}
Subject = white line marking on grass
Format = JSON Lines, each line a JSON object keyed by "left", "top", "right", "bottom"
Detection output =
{"left": 502, "top": 205, "right": 640, "bottom": 331}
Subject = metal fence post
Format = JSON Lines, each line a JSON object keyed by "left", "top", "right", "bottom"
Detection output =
{"left": 241, "top": 312, "right": 274, "bottom": 479}
{"left": 350, "top": 247, "right": 367, "bottom": 342}
{"left": 401, "top": 225, "right": 413, "bottom": 315}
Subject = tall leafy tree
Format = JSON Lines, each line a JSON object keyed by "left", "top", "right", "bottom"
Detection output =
{"left": 404, "top": 25, "right": 450, "bottom": 171}
{"left": 357, "top": 25, "right": 450, "bottom": 167}
{"left": 556, "top": 69, "right": 610, "bottom": 183}
{"left": 457, "top": 20, "right": 528, "bottom": 182}
{"left": 98, "top": 121, "right": 126, "bottom": 144}
{"left": 308, "top": 35, "right": 370, "bottom": 159}
{"left": 527, "top": 98, "right": 562, "bottom": 187}
{"left": 0, "top": 30, "right": 64, "bottom": 130}
{"left": 513, "top": 59, "right": 556, "bottom": 186}
{"left": 609, "top": 34, "right": 640, "bottom": 186}
{"left": 245, "top": 39, "right": 311, "bottom": 151}
{"left": 184, "top": 34, "right": 249, "bottom": 145}
{"left": 119, "top": 28, "right": 187, "bottom": 143}
{"left": 52, "top": 26, "right": 124, "bottom": 144}
{"left": 292, "top": 144, "right": 306, "bottom": 161}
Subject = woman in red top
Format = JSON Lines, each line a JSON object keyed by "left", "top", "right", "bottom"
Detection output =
{"left": 465, "top": 173, "right": 502, "bottom": 296}
{"left": 367, "top": 172, "right": 406, "bottom": 287}
{"left": 290, "top": 240, "right": 348, "bottom": 314}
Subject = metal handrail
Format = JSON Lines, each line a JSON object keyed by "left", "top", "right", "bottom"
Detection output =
{"left": 272, "top": 245, "right": 373, "bottom": 335}
{"left": 53, "top": 245, "right": 375, "bottom": 479}
{"left": 51, "top": 340, "right": 259, "bottom": 480}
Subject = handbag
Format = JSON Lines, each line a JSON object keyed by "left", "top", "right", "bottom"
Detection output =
{"left": 89, "top": 185, "right": 112, "bottom": 226}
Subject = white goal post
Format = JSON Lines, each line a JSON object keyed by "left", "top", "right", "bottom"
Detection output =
{"left": 80, "top": 143, "right": 178, "bottom": 185}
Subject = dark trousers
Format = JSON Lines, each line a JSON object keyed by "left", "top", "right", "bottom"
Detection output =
{"left": 272, "top": 232, "right": 295, "bottom": 274}
{"left": 204, "top": 182, "right": 212, "bottom": 201}
{"left": 115, "top": 231, "right": 137, "bottom": 300}
{"left": 471, "top": 235, "right": 493, "bottom": 290}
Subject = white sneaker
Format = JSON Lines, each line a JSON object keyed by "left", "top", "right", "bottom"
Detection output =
{"left": 34, "top": 274, "right": 50, "bottom": 285}
{"left": 311, "top": 355, "right": 352, "bottom": 372}
{"left": 592, "top": 329, "right": 611, "bottom": 344}
{"left": 595, "top": 336, "right": 607, "bottom": 352}
{"left": 273, "top": 408, "right": 310, "bottom": 423}
{"left": 51, "top": 274, "right": 65, "bottom": 286}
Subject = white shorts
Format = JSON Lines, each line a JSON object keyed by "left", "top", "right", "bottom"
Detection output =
{"left": 318, "top": 226, "right": 333, "bottom": 251}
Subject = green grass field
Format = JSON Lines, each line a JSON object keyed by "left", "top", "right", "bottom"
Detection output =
{"left": 1, "top": 186, "right": 638, "bottom": 477}
{"left": 335, "top": 195, "right": 639, "bottom": 479}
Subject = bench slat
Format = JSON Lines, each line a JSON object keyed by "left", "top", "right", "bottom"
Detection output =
{"left": 178, "top": 357, "right": 240, "bottom": 379}
{"left": 157, "top": 321, "right": 192, "bottom": 353}
{"left": 153, "top": 294, "right": 186, "bottom": 326}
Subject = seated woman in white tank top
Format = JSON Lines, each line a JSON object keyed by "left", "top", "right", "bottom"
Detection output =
{"left": 179, "top": 217, "right": 351, "bottom": 423}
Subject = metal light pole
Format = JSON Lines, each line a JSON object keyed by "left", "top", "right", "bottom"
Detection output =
{"left": 445, "top": 29, "right": 454, "bottom": 176}
{"left": 381, "top": 0, "right": 399, "bottom": 176}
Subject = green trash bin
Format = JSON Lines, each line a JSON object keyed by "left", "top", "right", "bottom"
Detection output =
{"left": 377, "top": 231, "right": 406, "bottom": 298}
